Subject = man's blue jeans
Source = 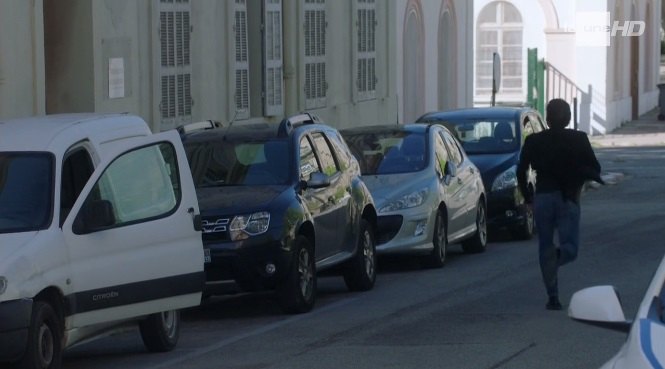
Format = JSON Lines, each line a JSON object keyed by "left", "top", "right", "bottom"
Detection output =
{"left": 534, "top": 191, "right": 581, "bottom": 298}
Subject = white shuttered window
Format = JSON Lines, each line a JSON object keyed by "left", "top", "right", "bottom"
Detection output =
{"left": 304, "top": 0, "right": 327, "bottom": 109}
{"left": 159, "top": 0, "right": 192, "bottom": 130}
{"left": 234, "top": 0, "right": 250, "bottom": 119}
{"left": 476, "top": 1, "right": 523, "bottom": 97}
{"left": 264, "top": 0, "right": 284, "bottom": 117}
{"left": 355, "top": 0, "right": 377, "bottom": 101}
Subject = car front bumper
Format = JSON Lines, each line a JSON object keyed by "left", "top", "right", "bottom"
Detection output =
{"left": 0, "top": 298, "right": 32, "bottom": 362}
{"left": 375, "top": 207, "right": 436, "bottom": 255}
{"left": 486, "top": 187, "right": 528, "bottom": 229}
{"left": 203, "top": 230, "right": 294, "bottom": 292}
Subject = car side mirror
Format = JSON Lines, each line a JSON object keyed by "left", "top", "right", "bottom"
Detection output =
{"left": 305, "top": 172, "right": 331, "bottom": 189}
{"left": 568, "top": 285, "right": 631, "bottom": 333}
{"left": 443, "top": 161, "right": 457, "bottom": 185}
{"left": 74, "top": 200, "right": 116, "bottom": 234}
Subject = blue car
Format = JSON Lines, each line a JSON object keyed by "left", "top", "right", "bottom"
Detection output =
{"left": 417, "top": 107, "right": 547, "bottom": 240}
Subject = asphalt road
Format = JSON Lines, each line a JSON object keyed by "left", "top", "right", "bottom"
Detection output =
{"left": 61, "top": 146, "right": 665, "bottom": 369}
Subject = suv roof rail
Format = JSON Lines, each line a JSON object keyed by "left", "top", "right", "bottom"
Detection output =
{"left": 278, "top": 112, "right": 321, "bottom": 137}
{"left": 177, "top": 120, "right": 223, "bottom": 135}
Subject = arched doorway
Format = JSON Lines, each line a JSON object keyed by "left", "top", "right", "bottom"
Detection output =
{"left": 438, "top": 2, "right": 457, "bottom": 110}
{"left": 403, "top": 1, "right": 425, "bottom": 123}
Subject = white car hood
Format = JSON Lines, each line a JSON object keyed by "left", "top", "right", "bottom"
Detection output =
{"left": 0, "top": 231, "right": 38, "bottom": 270}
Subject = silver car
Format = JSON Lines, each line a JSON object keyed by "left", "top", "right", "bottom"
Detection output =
{"left": 341, "top": 124, "right": 487, "bottom": 268}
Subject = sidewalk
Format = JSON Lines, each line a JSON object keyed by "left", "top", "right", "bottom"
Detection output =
{"left": 589, "top": 108, "right": 665, "bottom": 148}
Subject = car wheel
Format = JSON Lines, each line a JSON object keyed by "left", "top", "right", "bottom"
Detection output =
{"left": 462, "top": 201, "right": 488, "bottom": 253}
{"left": 422, "top": 211, "right": 446, "bottom": 268}
{"left": 20, "top": 301, "right": 63, "bottom": 369}
{"left": 139, "top": 310, "right": 180, "bottom": 352}
{"left": 511, "top": 204, "right": 534, "bottom": 240}
{"left": 344, "top": 219, "right": 377, "bottom": 291}
{"left": 278, "top": 235, "right": 316, "bottom": 314}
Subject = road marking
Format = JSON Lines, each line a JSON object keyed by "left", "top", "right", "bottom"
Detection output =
{"left": 145, "top": 297, "right": 359, "bottom": 369}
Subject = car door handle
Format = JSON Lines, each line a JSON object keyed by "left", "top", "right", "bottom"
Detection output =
{"left": 328, "top": 196, "right": 336, "bottom": 204}
{"left": 188, "top": 207, "right": 202, "bottom": 232}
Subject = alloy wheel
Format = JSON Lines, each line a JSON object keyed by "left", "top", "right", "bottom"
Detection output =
{"left": 298, "top": 248, "right": 314, "bottom": 299}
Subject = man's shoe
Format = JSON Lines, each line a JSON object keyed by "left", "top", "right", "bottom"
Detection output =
{"left": 546, "top": 297, "right": 562, "bottom": 310}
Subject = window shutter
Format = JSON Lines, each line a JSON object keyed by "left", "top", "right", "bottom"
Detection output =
{"left": 159, "top": 0, "right": 192, "bottom": 130}
{"left": 264, "top": 0, "right": 284, "bottom": 117}
{"left": 354, "top": 0, "right": 376, "bottom": 101}
{"left": 304, "top": 0, "right": 326, "bottom": 109}
{"left": 234, "top": 0, "right": 250, "bottom": 119}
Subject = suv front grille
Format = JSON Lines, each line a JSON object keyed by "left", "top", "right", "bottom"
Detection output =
{"left": 202, "top": 217, "right": 231, "bottom": 242}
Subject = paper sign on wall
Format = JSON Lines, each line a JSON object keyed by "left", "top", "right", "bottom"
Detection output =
{"left": 108, "top": 57, "right": 125, "bottom": 99}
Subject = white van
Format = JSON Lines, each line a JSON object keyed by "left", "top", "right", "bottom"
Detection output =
{"left": 0, "top": 114, "right": 204, "bottom": 369}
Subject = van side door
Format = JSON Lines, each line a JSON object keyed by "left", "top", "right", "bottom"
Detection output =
{"left": 62, "top": 131, "right": 203, "bottom": 328}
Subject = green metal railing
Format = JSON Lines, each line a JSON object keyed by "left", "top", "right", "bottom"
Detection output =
{"left": 526, "top": 48, "right": 545, "bottom": 117}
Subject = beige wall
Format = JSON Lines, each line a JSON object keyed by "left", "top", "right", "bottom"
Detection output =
{"left": 0, "top": 0, "right": 45, "bottom": 119}
{"left": 0, "top": 0, "right": 473, "bottom": 131}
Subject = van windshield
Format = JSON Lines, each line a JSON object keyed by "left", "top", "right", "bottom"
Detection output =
{"left": 0, "top": 153, "right": 54, "bottom": 233}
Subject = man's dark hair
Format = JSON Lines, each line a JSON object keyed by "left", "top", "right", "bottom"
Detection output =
{"left": 546, "top": 98, "right": 571, "bottom": 129}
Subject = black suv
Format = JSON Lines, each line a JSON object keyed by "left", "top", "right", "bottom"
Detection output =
{"left": 181, "top": 113, "right": 378, "bottom": 313}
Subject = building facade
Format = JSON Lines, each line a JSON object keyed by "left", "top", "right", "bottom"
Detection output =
{"left": 0, "top": 0, "right": 474, "bottom": 132}
{"left": 473, "top": 0, "right": 662, "bottom": 135}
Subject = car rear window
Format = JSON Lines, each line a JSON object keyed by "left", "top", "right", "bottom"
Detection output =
{"left": 185, "top": 139, "right": 291, "bottom": 186}
{"left": 343, "top": 131, "right": 428, "bottom": 175}
{"left": 437, "top": 119, "right": 520, "bottom": 155}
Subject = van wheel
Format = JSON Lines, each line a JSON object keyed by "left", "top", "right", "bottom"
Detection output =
{"left": 278, "top": 236, "right": 316, "bottom": 314}
{"left": 422, "top": 212, "right": 446, "bottom": 268}
{"left": 20, "top": 301, "right": 62, "bottom": 369}
{"left": 462, "top": 201, "right": 488, "bottom": 253}
{"left": 344, "top": 220, "right": 377, "bottom": 291}
{"left": 139, "top": 310, "right": 180, "bottom": 352}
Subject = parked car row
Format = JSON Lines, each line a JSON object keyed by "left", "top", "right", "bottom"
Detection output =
{"left": 0, "top": 106, "right": 545, "bottom": 369}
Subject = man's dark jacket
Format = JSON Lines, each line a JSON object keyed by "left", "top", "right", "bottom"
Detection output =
{"left": 517, "top": 128, "right": 602, "bottom": 204}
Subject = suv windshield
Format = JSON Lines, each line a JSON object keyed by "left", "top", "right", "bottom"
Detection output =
{"left": 0, "top": 153, "right": 54, "bottom": 233}
{"left": 343, "top": 131, "right": 428, "bottom": 175}
{"left": 185, "top": 139, "right": 291, "bottom": 186}
{"left": 438, "top": 119, "right": 519, "bottom": 155}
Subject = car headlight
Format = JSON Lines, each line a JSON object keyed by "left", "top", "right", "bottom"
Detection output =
{"left": 0, "top": 277, "right": 6, "bottom": 296}
{"left": 379, "top": 189, "right": 429, "bottom": 213}
{"left": 230, "top": 212, "right": 270, "bottom": 241}
{"left": 491, "top": 165, "right": 517, "bottom": 192}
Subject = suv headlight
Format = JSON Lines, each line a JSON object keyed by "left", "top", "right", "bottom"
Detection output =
{"left": 491, "top": 166, "right": 517, "bottom": 192}
{"left": 230, "top": 212, "right": 270, "bottom": 241}
{"left": 379, "top": 188, "right": 429, "bottom": 213}
{"left": 0, "top": 277, "right": 7, "bottom": 296}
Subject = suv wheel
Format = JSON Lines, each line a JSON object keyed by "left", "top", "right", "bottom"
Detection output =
{"left": 462, "top": 201, "right": 488, "bottom": 253}
{"left": 422, "top": 211, "right": 446, "bottom": 268}
{"left": 278, "top": 235, "right": 316, "bottom": 314}
{"left": 139, "top": 310, "right": 180, "bottom": 352}
{"left": 344, "top": 219, "right": 376, "bottom": 291}
{"left": 20, "top": 301, "right": 62, "bottom": 369}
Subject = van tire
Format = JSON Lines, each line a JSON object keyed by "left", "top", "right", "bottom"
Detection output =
{"left": 19, "top": 301, "right": 62, "bottom": 369}
{"left": 344, "top": 220, "right": 377, "bottom": 291}
{"left": 139, "top": 310, "right": 180, "bottom": 352}
{"left": 277, "top": 236, "right": 316, "bottom": 314}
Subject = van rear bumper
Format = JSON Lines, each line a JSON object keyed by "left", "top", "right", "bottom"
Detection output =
{"left": 0, "top": 298, "right": 32, "bottom": 362}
